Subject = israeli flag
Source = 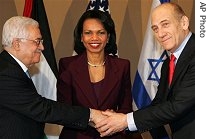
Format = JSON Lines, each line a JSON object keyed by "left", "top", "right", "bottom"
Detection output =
{"left": 132, "top": 0, "right": 169, "bottom": 110}
{"left": 132, "top": 0, "right": 170, "bottom": 138}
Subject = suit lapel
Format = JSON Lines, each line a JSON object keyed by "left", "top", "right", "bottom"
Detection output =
{"left": 1, "top": 50, "right": 37, "bottom": 90}
{"left": 170, "top": 34, "right": 195, "bottom": 87}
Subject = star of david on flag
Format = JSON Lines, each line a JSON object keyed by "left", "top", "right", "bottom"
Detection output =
{"left": 148, "top": 50, "right": 168, "bottom": 83}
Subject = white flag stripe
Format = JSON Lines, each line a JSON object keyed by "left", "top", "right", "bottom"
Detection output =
{"left": 132, "top": 0, "right": 170, "bottom": 138}
{"left": 29, "top": 53, "right": 57, "bottom": 101}
{"left": 137, "top": 0, "right": 165, "bottom": 101}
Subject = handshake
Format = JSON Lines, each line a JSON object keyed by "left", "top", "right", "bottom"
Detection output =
{"left": 89, "top": 109, "right": 128, "bottom": 137}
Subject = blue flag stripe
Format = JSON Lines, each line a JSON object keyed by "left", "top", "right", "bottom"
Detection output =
{"left": 160, "top": 0, "right": 170, "bottom": 3}
{"left": 132, "top": 71, "right": 151, "bottom": 109}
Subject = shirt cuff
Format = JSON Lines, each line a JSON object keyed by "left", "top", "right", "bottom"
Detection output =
{"left": 127, "top": 112, "right": 137, "bottom": 131}
{"left": 89, "top": 108, "right": 92, "bottom": 122}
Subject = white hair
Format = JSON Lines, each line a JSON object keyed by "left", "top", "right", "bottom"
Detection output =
{"left": 2, "top": 16, "right": 39, "bottom": 47}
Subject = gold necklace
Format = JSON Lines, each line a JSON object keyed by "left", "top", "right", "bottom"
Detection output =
{"left": 87, "top": 61, "right": 105, "bottom": 67}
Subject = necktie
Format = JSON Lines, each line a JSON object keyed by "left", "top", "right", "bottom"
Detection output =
{"left": 169, "top": 54, "right": 176, "bottom": 85}
{"left": 25, "top": 70, "right": 31, "bottom": 79}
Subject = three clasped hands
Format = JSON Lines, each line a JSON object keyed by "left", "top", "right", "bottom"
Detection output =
{"left": 89, "top": 109, "right": 128, "bottom": 137}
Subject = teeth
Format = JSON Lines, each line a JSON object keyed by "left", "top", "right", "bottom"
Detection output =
{"left": 90, "top": 44, "right": 99, "bottom": 47}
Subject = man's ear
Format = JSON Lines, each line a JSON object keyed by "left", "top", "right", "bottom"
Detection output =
{"left": 181, "top": 15, "right": 189, "bottom": 30}
{"left": 12, "top": 39, "right": 20, "bottom": 50}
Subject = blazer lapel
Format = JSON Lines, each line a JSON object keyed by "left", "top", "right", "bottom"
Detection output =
{"left": 72, "top": 53, "right": 98, "bottom": 108}
{"left": 97, "top": 56, "right": 119, "bottom": 108}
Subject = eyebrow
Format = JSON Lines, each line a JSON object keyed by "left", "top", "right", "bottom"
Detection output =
{"left": 151, "top": 19, "right": 169, "bottom": 28}
{"left": 160, "top": 19, "right": 169, "bottom": 23}
{"left": 83, "top": 29, "right": 106, "bottom": 31}
{"left": 35, "top": 37, "right": 42, "bottom": 40}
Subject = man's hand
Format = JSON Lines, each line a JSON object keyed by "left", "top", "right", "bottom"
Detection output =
{"left": 95, "top": 110, "right": 128, "bottom": 137}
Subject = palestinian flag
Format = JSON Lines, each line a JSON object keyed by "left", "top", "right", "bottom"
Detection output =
{"left": 23, "top": 0, "right": 58, "bottom": 138}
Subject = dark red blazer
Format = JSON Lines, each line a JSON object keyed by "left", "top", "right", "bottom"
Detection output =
{"left": 57, "top": 52, "right": 133, "bottom": 139}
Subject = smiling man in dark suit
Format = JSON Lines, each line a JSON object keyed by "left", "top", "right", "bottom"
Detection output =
{"left": 96, "top": 3, "right": 195, "bottom": 139}
{"left": 0, "top": 16, "right": 105, "bottom": 139}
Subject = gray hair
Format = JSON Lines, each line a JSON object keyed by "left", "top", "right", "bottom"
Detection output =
{"left": 2, "top": 16, "right": 39, "bottom": 47}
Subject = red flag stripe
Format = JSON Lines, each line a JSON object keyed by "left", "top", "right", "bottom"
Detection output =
{"left": 23, "top": 0, "right": 33, "bottom": 17}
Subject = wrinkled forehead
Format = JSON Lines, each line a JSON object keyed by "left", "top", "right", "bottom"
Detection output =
{"left": 26, "top": 25, "right": 42, "bottom": 38}
{"left": 151, "top": 5, "right": 174, "bottom": 24}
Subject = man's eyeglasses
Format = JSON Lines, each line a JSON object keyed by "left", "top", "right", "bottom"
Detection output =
{"left": 18, "top": 38, "right": 43, "bottom": 46}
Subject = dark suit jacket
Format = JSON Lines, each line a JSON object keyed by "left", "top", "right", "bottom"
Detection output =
{"left": 57, "top": 52, "right": 133, "bottom": 139}
{"left": 133, "top": 34, "right": 195, "bottom": 139}
{"left": 0, "top": 50, "right": 89, "bottom": 139}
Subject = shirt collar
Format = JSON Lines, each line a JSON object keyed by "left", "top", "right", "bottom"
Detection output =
{"left": 169, "top": 32, "right": 192, "bottom": 63}
{"left": 8, "top": 52, "right": 28, "bottom": 73}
